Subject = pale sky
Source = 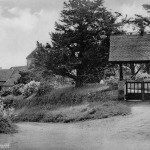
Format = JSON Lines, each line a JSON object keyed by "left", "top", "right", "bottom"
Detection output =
{"left": 0, "top": 0, "right": 150, "bottom": 69}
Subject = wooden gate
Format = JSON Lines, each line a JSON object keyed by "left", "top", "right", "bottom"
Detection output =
{"left": 126, "top": 81, "right": 150, "bottom": 101}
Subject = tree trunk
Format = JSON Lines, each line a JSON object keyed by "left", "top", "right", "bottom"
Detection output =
{"left": 75, "top": 64, "right": 85, "bottom": 87}
{"left": 75, "top": 79, "right": 84, "bottom": 87}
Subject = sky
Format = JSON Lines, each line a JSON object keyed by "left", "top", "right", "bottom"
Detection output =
{"left": 0, "top": 0, "right": 150, "bottom": 69}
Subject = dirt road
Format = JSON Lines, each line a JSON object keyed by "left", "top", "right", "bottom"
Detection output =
{"left": 1, "top": 103, "right": 150, "bottom": 150}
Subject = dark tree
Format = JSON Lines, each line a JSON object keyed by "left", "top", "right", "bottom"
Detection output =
{"left": 15, "top": 71, "right": 33, "bottom": 84}
{"left": 126, "top": 14, "right": 150, "bottom": 36}
{"left": 34, "top": 0, "right": 124, "bottom": 87}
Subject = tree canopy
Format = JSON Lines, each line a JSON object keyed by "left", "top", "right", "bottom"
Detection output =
{"left": 33, "top": 0, "right": 124, "bottom": 87}
{"left": 143, "top": 4, "right": 150, "bottom": 12}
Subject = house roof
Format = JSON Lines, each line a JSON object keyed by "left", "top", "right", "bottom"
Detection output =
{"left": 10, "top": 66, "right": 27, "bottom": 72}
{"left": 0, "top": 69, "right": 14, "bottom": 82}
{"left": 26, "top": 47, "right": 38, "bottom": 59}
{"left": 0, "top": 81, "right": 6, "bottom": 86}
{"left": 109, "top": 34, "right": 150, "bottom": 62}
{"left": 0, "top": 66, "right": 27, "bottom": 87}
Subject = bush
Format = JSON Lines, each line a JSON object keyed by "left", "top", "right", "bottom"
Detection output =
{"left": 25, "top": 86, "right": 118, "bottom": 108}
{"left": 0, "top": 99, "right": 4, "bottom": 116}
{"left": 20, "top": 81, "right": 40, "bottom": 98}
{"left": 36, "top": 81, "right": 54, "bottom": 96}
{"left": 0, "top": 99, "right": 16, "bottom": 134}
{"left": 9, "top": 84, "right": 24, "bottom": 96}
{"left": 0, "top": 117, "right": 17, "bottom": 134}
{"left": 105, "top": 77, "right": 118, "bottom": 90}
{"left": 2, "top": 95, "right": 14, "bottom": 109}
{"left": 15, "top": 71, "right": 33, "bottom": 84}
{"left": 28, "top": 91, "right": 84, "bottom": 108}
{"left": 0, "top": 89, "right": 12, "bottom": 97}
{"left": 13, "top": 107, "right": 45, "bottom": 122}
{"left": 0, "top": 84, "right": 24, "bottom": 97}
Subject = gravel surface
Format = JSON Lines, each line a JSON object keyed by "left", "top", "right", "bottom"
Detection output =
{"left": 1, "top": 103, "right": 150, "bottom": 150}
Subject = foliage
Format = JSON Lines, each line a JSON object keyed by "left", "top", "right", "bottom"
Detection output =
{"left": 12, "top": 108, "right": 45, "bottom": 122}
{"left": 19, "top": 84, "right": 118, "bottom": 109}
{"left": 1, "top": 84, "right": 24, "bottom": 97}
{"left": 33, "top": 0, "right": 124, "bottom": 87}
{"left": 0, "top": 89, "right": 12, "bottom": 97}
{"left": 105, "top": 77, "right": 118, "bottom": 90}
{"left": 0, "top": 99, "right": 16, "bottom": 134}
{"left": 13, "top": 101, "right": 131, "bottom": 123}
{"left": 125, "top": 14, "right": 150, "bottom": 35}
{"left": 2, "top": 95, "right": 14, "bottom": 109}
{"left": 20, "top": 81, "right": 40, "bottom": 98}
{"left": 2, "top": 95, "right": 24, "bottom": 109}
{"left": 135, "top": 72, "right": 150, "bottom": 81}
{"left": 0, "top": 99, "right": 4, "bottom": 117}
{"left": 15, "top": 71, "right": 34, "bottom": 84}
{"left": 9, "top": 84, "right": 24, "bottom": 96}
{"left": 0, "top": 117, "right": 17, "bottom": 134}
{"left": 36, "top": 81, "right": 54, "bottom": 96}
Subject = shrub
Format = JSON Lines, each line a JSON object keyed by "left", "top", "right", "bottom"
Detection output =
{"left": 36, "top": 81, "right": 54, "bottom": 96}
{"left": 0, "top": 99, "right": 16, "bottom": 134}
{"left": 26, "top": 86, "right": 118, "bottom": 108}
{"left": 105, "top": 77, "right": 118, "bottom": 90}
{"left": 20, "top": 81, "right": 40, "bottom": 98}
{"left": 13, "top": 107, "right": 45, "bottom": 122}
{"left": 2, "top": 94, "right": 29, "bottom": 109}
{"left": 0, "top": 99, "right": 4, "bottom": 117}
{"left": 136, "top": 72, "right": 150, "bottom": 81}
{"left": 9, "top": 84, "right": 24, "bottom": 96}
{"left": 28, "top": 91, "right": 84, "bottom": 108}
{"left": 0, "top": 89, "right": 12, "bottom": 97}
{"left": 2, "top": 95, "right": 14, "bottom": 109}
{"left": 15, "top": 71, "right": 33, "bottom": 84}
{"left": 0, "top": 117, "right": 17, "bottom": 134}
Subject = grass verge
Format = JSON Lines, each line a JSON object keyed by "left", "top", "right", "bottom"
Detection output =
{"left": 3, "top": 84, "right": 130, "bottom": 123}
{"left": 12, "top": 101, "right": 131, "bottom": 123}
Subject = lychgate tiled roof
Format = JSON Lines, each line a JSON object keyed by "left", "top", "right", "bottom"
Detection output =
{"left": 109, "top": 34, "right": 150, "bottom": 62}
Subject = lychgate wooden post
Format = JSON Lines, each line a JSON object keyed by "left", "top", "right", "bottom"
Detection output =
{"left": 130, "top": 63, "right": 135, "bottom": 79}
{"left": 119, "top": 63, "right": 123, "bottom": 81}
{"left": 142, "top": 81, "right": 144, "bottom": 101}
{"left": 118, "top": 63, "right": 125, "bottom": 100}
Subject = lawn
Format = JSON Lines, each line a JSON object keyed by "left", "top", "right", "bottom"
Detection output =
{"left": 12, "top": 100, "right": 130, "bottom": 123}
{"left": 10, "top": 84, "right": 131, "bottom": 123}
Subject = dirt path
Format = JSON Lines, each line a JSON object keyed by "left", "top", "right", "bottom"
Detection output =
{"left": 1, "top": 104, "right": 150, "bottom": 150}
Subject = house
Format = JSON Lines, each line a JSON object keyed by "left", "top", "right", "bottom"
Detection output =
{"left": 26, "top": 41, "right": 45, "bottom": 69}
{"left": 26, "top": 47, "right": 38, "bottom": 69}
{"left": 0, "top": 66, "right": 27, "bottom": 90}
{"left": 26, "top": 42, "right": 52, "bottom": 69}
